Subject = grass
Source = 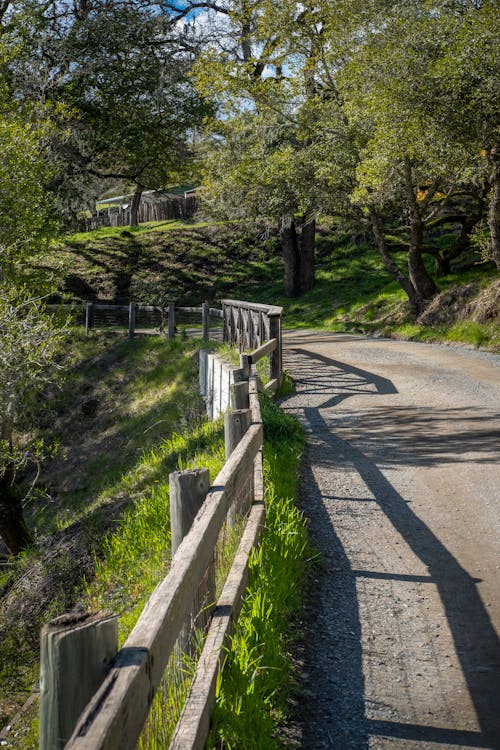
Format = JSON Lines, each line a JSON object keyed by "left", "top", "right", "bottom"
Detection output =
{"left": 85, "top": 418, "right": 226, "bottom": 646}
{"left": 1, "top": 330, "right": 310, "bottom": 750}
{"left": 46, "top": 219, "right": 498, "bottom": 351}
{"left": 207, "top": 395, "right": 311, "bottom": 749}
{"left": 68, "top": 218, "right": 227, "bottom": 243}
{"left": 0, "top": 334, "right": 220, "bottom": 746}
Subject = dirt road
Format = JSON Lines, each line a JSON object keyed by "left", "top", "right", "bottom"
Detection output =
{"left": 281, "top": 331, "right": 500, "bottom": 750}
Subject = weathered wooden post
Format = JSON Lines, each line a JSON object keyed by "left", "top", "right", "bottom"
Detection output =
{"left": 168, "top": 301, "right": 176, "bottom": 340}
{"left": 85, "top": 302, "right": 94, "bottom": 336}
{"left": 202, "top": 301, "right": 210, "bottom": 340}
{"left": 231, "top": 381, "right": 249, "bottom": 410}
{"left": 39, "top": 609, "right": 117, "bottom": 750}
{"left": 224, "top": 408, "right": 252, "bottom": 523}
{"left": 269, "top": 312, "right": 282, "bottom": 388}
{"left": 128, "top": 302, "right": 136, "bottom": 339}
{"left": 239, "top": 353, "right": 251, "bottom": 379}
{"left": 169, "top": 468, "right": 214, "bottom": 653}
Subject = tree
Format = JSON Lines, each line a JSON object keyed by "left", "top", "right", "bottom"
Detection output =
{"left": 189, "top": 0, "right": 321, "bottom": 297}
{"left": 0, "top": 68, "right": 66, "bottom": 556}
{"left": 0, "top": 114, "right": 58, "bottom": 283}
{"left": 323, "top": 0, "right": 498, "bottom": 311}
{"left": 428, "top": 0, "right": 500, "bottom": 270}
{"left": 4, "top": 0, "right": 210, "bottom": 225}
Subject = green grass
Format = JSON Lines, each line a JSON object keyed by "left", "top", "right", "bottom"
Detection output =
{"left": 44, "top": 218, "right": 499, "bottom": 350}
{"left": 1, "top": 333, "right": 310, "bottom": 750}
{"left": 0, "top": 334, "right": 221, "bottom": 745}
{"left": 68, "top": 218, "right": 227, "bottom": 243}
{"left": 85, "top": 419, "right": 226, "bottom": 645}
{"left": 207, "top": 395, "right": 312, "bottom": 749}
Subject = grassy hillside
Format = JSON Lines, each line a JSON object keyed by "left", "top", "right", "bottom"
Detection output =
{"left": 0, "top": 332, "right": 309, "bottom": 749}
{"left": 46, "top": 219, "right": 500, "bottom": 351}
{"left": 0, "top": 335, "right": 220, "bottom": 744}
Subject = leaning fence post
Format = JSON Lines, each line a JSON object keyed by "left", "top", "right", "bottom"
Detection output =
{"left": 224, "top": 408, "right": 252, "bottom": 523}
{"left": 39, "top": 609, "right": 117, "bottom": 750}
{"left": 202, "top": 300, "right": 210, "bottom": 340}
{"left": 168, "top": 301, "right": 176, "bottom": 340}
{"left": 128, "top": 301, "right": 136, "bottom": 339}
{"left": 169, "top": 468, "right": 214, "bottom": 653}
{"left": 85, "top": 302, "right": 94, "bottom": 336}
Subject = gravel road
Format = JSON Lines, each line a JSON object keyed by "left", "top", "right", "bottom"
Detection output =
{"left": 281, "top": 331, "right": 500, "bottom": 750}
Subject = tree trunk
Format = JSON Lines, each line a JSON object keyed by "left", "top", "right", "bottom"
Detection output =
{"left": 404, "top": 157, "right": 438, "bottom": 312}
{"left": 434, "top": 253, "right": 451, "bottom": 278}
{"left": 298, "top": 216, "right": 315, "bottom": 294}
{"left": 369, "top": 208, "right": 419, "bottom": 312}
{"left": 130, "top": 184, "right": 143, "bottom": 228}
{"left": 0, "top": 462, "right": 33, "bottom": 556}
{"left": 280, "top": 215, "right": 301, "bottom": 298}
{"left": 489, "top": 151, "right": 500, "bottom": 270}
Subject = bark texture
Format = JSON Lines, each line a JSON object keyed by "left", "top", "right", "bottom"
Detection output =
{"left": 0, "top": 462, "right": 33, "bottom": 556}
{"left": 404, "top": 158, "right": 438, "bottom": 312}
{"left": 280, "top": 215, "right": 316, "bottom": 298}
{"left": 130, "top": 184, "right": 144, "bottom": 228}
{"left": 489, "top": 151, "right": 500, "bottom": 271}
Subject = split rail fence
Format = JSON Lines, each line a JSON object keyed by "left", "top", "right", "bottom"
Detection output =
{"left": 39, "top": 299, "right": 283, "bottom": 749}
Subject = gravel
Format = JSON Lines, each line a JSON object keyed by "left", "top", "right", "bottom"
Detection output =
{"left": 281, "top": 330, "right": 500, "bottom": 750}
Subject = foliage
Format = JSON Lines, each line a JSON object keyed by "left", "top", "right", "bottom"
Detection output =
{"left": 193, "top": 0, "right": 499, "bottom": 306}
{"left": 0, "top": 111, "right": 58, "bottom": 284}
{"left": 3, "top": 0, "right": 210, "bottom": 219}
{"left": 0, "top": 285, "right": 67, "bottom": 554}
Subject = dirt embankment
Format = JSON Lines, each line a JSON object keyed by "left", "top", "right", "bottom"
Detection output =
{"left": 418, "top": 278, "right": 500, "bottom": 327}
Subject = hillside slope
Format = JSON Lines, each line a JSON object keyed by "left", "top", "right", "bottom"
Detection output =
{"left": 46, "top": 220, "right": 499, "bottom": 351}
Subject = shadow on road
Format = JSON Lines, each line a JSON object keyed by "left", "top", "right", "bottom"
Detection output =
{"left": 283, "top": 347, "right": 500, "bottom": 749}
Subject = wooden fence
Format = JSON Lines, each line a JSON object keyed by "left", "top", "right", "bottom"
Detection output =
{"left": 39, "top": 303, "right": 283, "bottom": 750}
{"left": 221, "top": 299, "right": 282, "bottom": 389}
{"left": 48, "top": 299, "right": 283, "bottom": 387}
{"left": 81, "top": 195, "right": 196, "bottom": 231}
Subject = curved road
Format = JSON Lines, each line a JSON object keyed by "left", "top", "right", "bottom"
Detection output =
{"left": 281, "top": 331, "right": 500, "bottom": 750}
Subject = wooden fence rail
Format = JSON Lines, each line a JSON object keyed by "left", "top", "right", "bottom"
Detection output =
{"left": 39, "top": 311, "right": 280, "bottom": 750}
{"left": 46, "top": 300, "right": 281, "bottom": 383}
{"left": 221, "top": 299, "right": 283, "bottom": 388}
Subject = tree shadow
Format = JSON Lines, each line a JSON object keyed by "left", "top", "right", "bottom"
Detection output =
{"left": 282, "top": 347, "right": 500, "bottom": 749}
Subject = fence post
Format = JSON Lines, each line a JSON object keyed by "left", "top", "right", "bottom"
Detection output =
{"left": 231, "top": 381, "right": 249, "bottom": 410}
{"left": 224, "top": 408, "right": 252, "bottom": 523}
{"left": 239, "top": 353, "right": 251, "bottom": 379}
{"left": 128, "top": 302, "right": 136, "bottom": 339}
{"left": 85, "top": 302, "right": 94, "bottom": 336}
{"left": 269, "top": 312, "right": 282, "bottom": 388}
{"left": 169, "top": 468, "right": 214, "bottom": 652}
{"left": 39, "top": 609, "right": 117, "bottom": 750}
{"left": 168, "top": 301, "right": 176, "bottom": 340}
{"left": 202, "top": 301, "right": 210, "bottom": 340}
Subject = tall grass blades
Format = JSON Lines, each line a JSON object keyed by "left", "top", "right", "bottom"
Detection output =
{"left": 207, "top": 395, "right": 312, "bottom": 749}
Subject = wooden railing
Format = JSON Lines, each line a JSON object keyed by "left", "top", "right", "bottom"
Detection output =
{"left": 47, "top": 299, "right": 283, "bottom": 387}
{"left": 39, "top": 326, "right": 280, "bottom": 750}
{"left": 221, "top": 299, "right": 283, "bottom": 389}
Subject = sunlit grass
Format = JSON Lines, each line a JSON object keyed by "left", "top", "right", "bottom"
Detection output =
{"left": 207, "top": 395, "right": 312, "bottom": 749}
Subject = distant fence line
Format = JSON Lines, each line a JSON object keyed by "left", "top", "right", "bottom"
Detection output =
{"left": 47, "top": 299, "right": 283, "bottom": 386}
{"left": 80, "top": 194, "right": 197, "bottom": 231}
{"left": 38, "top": 299, "right": 283, "bottom": 749}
